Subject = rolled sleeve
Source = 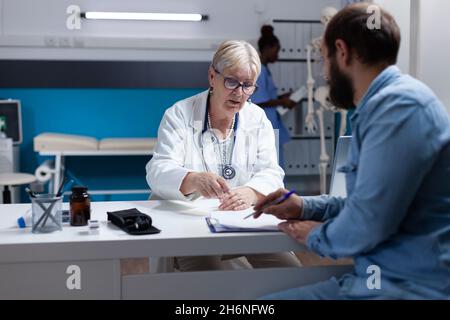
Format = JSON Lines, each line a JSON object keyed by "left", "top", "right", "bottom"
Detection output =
{"left": 306, "top": 225, "right": 326, "bottom": 256}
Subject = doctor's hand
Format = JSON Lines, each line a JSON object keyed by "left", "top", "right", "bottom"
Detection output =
{"left": 181, "top": 172, "right": 230, "bottom": 199}
{"left": 218, "top": 187, "right": 259, "bottom": 211}
{"left": 278, "top": 220, "right": 322, "bottom": 245}
{"left": 253, "top": 188, "right": 303, "bottom": 220}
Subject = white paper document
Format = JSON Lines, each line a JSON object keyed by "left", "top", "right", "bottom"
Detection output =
{"left": 169, "top": 198, "right": 284, "bottom": 232}
{"left": 277, "top": 86, "right": 307, "bottom": 117}
{"left": 209, "top": 208, "right": 283, "bottom": 232}
{"left": 289, "top": 86, "right": 307, "bottom": 103}
{"left": 166, "top": 198, "right": 221, "bottom": 216}
{"left": 277, "top": 106, "right": 290, "bottom": 117}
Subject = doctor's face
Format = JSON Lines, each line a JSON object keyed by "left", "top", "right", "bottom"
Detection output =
{"left": 209, "top": 66, "right": 257, "bottom": 117}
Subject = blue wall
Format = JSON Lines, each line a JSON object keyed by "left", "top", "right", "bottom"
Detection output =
{"left": 0, "top": 88, "right": 203, "bottom": 201}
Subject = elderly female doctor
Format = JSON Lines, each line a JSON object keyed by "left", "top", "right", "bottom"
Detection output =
{"left": 146, "top": 40, "right": 301, "bottom": 271}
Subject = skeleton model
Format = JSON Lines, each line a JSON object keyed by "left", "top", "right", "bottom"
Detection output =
{"left": 305, "top": 6, "right": 348, "bottom": 194}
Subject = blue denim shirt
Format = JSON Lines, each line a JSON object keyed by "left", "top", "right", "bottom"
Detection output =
{"left": 303, "top": 66, "right": 450, "bottom": 299}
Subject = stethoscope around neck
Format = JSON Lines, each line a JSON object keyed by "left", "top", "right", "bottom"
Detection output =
{"left": 200, "top": 103, "right": 239, "bottom": 180}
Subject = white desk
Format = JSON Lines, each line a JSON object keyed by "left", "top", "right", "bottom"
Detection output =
{"left": 39, "top": 149, "right": 153, "bottom": 195}
{"left": 0, "top": 200, "right": 352, "bottom": 299}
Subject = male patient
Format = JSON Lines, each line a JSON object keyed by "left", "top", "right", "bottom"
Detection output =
{"left": 255, "top": 3, "right": 450, "bottom": 299}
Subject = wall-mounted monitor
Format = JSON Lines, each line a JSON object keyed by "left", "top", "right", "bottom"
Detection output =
{"left": 0, "top": 99, "right": 22, "bottom": 145}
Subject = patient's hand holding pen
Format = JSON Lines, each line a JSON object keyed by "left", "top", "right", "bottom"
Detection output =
{"left": 243, "top": 190, "right": 296, "bottom": 220}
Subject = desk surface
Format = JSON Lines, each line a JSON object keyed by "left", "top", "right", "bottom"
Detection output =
{"left": 0, "top": 200, "right": 305, "bottom": 264}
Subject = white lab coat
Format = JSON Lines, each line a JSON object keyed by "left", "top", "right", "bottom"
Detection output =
{"left": 146, "top": 90, "right": 284, "bottom": 200}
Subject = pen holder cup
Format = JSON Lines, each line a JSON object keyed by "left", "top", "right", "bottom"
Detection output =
{"left": 31, "top": 194, "right": 63, "bottom": 233}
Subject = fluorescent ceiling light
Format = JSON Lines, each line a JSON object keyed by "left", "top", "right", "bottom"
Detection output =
{"left": 81, "top": 12, "right": 208, "bottom": 22}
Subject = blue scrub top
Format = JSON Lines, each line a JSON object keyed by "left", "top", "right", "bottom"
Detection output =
{"left": 251, "top": 65, "right": 290, "bottom": 147}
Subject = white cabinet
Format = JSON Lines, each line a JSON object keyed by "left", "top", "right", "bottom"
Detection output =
{"left": 272, "top": 20, "right": 335, "bottom": 179}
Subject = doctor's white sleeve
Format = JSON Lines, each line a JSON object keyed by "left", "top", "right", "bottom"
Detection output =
{"left": 244, "top": 116, "right": 285, "bottom": 195}
{"left": 146, "top": 106, "right": 192, "bottom": 200}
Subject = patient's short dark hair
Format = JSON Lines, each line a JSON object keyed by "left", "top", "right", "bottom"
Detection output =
{"left": 324, "top": 3, "right": 401, "bottom": 66}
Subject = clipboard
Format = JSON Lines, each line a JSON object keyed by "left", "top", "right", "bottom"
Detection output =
{"left": 205, "top": 217, "right": 280, "bottom": 233}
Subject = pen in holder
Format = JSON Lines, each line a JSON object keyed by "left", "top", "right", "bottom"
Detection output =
{"left": 31, "top": 194, "right": 63, "bottom": 233}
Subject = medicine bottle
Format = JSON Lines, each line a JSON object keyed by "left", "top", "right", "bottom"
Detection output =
{"left": 70, "top": 186, "right": 91, "bottom": 226}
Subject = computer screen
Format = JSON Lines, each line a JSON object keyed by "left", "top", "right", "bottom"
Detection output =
{"left": 329, "top": 136, "right": 351, "bottom": 197}
{"left": 0, "top": 100, "right": 22, "bottom": 144}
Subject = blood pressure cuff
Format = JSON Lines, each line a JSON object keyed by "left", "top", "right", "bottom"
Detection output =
{"left": 107, "top": 208, "right": 161, "bottom": 235}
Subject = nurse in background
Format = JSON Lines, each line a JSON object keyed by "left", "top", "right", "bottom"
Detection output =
{"left": 251, "top": 25, "right": 296, "bottom": 167}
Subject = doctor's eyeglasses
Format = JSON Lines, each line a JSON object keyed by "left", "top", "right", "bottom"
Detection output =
{"left": 213, "top": 68, "right": 258, "bottom": 95}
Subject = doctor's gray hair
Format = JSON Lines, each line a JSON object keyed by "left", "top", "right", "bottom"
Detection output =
{"left": 211, "top": 40, "right": 261, "bottom": 79}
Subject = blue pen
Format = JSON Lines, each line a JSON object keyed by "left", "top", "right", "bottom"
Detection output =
{"left": 243, "top": 189, "right": 296, "bottom": 219}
